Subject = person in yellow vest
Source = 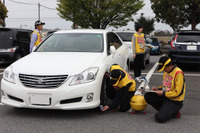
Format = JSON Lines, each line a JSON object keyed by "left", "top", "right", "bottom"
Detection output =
{"left": 101, "top": 64, "right": 136, "bottom": 112}
{"left": 132, "top": 23, "right": 145, "bottom": 81}
{"left": 144, "top": 56, "right": 186, "bottom": 123}
{"left": 29, "top": 20, "right": 45, "bottom": 52}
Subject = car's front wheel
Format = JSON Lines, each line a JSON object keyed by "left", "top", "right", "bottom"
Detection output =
{"left": 100, "top": 77, "right": 108, "bottom": 106}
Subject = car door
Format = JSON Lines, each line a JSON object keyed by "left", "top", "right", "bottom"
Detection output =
{"left": 16, "top": 31, "right": 31, "bottom": 55}
{"left": 106, "top": 32, "right": 119, "bottom": 68}
{"left": 110, "top": 32, "right": 128, "bottom": 69}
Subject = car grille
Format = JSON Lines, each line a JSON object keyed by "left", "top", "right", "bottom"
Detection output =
{"left": 19, "top": 74, "right": 68, "bottom": 88}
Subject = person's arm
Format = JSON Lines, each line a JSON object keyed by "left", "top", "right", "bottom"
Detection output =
{"left": 164, "top": 73, "right": 184, "bottom": 98}
{"left": 30, "top": 33, "right": 38, "bottom": 52}
{"left": 132, "top": 35, "right": 136, "bottom": 58}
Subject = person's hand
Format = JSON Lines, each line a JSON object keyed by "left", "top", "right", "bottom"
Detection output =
{"left": 156, "top": 90, "right": 163, "bottom": 96}
{"left": 133, "top": 54, "right": 136, "bottom": 59}
{"left": 101, "top": 105, "right": 109, "bottom": 111}
{"left": 151, "top": 87, "right": 158, "bottom": 91}
{"left": 105, "top": 73, "right": 110, "bottom": 78}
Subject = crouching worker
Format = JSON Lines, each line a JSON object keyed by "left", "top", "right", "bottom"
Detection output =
{"left": 101, "top": 64, "right": 136, "bottom": 112}
{"left": 144, "top": 56, "right": 186, "bottom": 123}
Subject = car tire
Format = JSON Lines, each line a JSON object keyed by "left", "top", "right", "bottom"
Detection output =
{"left": 146, "top": 53, "right": 150, "bottom": 64}
{"left": 100, "top": 77, "right": 108, "bottom": 106}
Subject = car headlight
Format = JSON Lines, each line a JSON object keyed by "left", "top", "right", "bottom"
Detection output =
{"left": 3, "top": 66, "right": 16, "bottom": 84}
{"left": 70, "top": 67, "right": 99, "bottom": 86}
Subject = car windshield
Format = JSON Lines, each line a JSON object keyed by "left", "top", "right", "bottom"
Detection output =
{"left": 116, "top": 32, "right": 134, "bottom": 41}
{"left": 37, "top": 33, "right": 104, "bottom": 52}
{"left": 177, "top": 33, "right": 200, "bottom": 43}
{"left": 0, "top": 29, "right": 13, "bottom": 48}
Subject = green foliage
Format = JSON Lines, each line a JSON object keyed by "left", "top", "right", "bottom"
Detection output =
{"left": 135, "top": 14, "right": 155, "bottom": 35}
{"left": 57, "top": 0, "right": 144, "bottom": 29}
{"left": 0, "top": 0, "right": 8, "bottom": 27}
{"left": 150, "top": 0, "right": 200, "bottom": 30}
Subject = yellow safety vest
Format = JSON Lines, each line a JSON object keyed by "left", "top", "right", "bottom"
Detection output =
{"left": 162, "top": 67, "right": 186, "bottom": 101}
{"left": 110, "top": 65, "right": 135, "bottom": 92}
{"left": 133, "top": 33, "right": 145, "bottom": 54}
{"left": 31, "top": 31, "right": 42, "bottom": 46}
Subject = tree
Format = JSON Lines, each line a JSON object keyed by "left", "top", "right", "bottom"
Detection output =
{"left": 150, "top": 0, "right": 200, "bottom": 31}
{"left": 135, "top": 14, "right": 155, "bottom": 35}
{"left": 0, "top": 0, "right": 8, "bottom": 27}
{"left": 57, "top": 0, "right": 144, "bottom": 29}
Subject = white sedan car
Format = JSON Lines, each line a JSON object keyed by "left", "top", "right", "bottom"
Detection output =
{"left": 1, "top": 29, "right": 129, "bottom": 110}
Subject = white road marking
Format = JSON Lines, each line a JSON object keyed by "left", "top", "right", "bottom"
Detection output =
{"left": 0, "top": 103, "right": 3, "bottom": 105}
{"left": 0, "top": 69, "right": 5, "bottom": 70}
{"left": 128, "top": 62, "right": 159, "bottom": 112}
{"left": 0, "top": 72, "right": 3, "bottom": 75}
{"left": 129, "top": 72, "right": 200, "bottom": 77}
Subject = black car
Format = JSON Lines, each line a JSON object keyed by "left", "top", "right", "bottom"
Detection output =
{"left": 168, "top": 30, "right": 200, "bottom": 64}
{"left": 0, "top": 28, "right": 33, "bottom": 64}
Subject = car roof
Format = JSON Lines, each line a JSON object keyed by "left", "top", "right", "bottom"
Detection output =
{"left": 0, "top": 27, "right": 32, "bottom": 32}
{"left": 114, "top": 31, "right": 135, "bottom": 33}
{"left": 55, "top": 29, "right": 112, "bottom": 34}
{"left": 175, "top": 30, "right": 200, "bottom": 34}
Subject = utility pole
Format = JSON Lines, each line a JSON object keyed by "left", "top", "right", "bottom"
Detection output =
{"left": 38, "top": 2, "right": 40, "bottom": 20}
{"left": 2, "top": 0, "right": 5, "bottom": 27}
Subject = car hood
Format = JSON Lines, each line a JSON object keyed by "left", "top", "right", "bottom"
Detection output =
{"left": 12, "top": 52, "right": 103, "bottom": 75}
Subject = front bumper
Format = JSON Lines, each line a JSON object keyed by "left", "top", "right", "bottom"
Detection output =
{"left": 1, "top": 76, "right": 102, "bottom": 110}
{"left": 169, "top": 49, "right": 200, "bottom": 64}
{"left": 0, "top": 52, "right": 15, "bottom": 64}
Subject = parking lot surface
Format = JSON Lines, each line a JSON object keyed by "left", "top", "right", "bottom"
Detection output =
{"left": 0, "top": 55, "right": 200, "bottom": 133}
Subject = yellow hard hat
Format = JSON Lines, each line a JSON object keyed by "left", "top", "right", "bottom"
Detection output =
{"left": 130, "top": 95, "right": 147, "bottom": 111}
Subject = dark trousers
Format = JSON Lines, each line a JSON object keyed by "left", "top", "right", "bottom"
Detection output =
{"left": 106, "top": 83, "right": 135, "bottom": 112}
{"left": 144, "top": 92, "right": 183, "bottom": 123}
{"left": 134, "top": 54, "right": 144, "bottom": 78}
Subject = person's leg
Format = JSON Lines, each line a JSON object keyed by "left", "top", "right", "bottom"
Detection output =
{"left": 155, "top": 98, "right": 183, "bottom": 123}
{"left": 138, "top": 54, "right": 144, "bottom": 76}
{"left": 119, "top": 91, "right": 135, "bottom": 112}
{"left": 106, "top": 83, "right": 116, "bottom": 100}
{"left": 144, "top": 92, "right": 163, "bottom": 111}
{"left": 134, "top": 54, "right": 140, "bottom": 78}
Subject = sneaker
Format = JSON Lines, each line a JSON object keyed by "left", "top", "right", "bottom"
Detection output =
{"left": 173, "top": 111, "right": 181, "bottom": 118}
{"left": 175, "top": 111, "right": 181, "bottom": 118}
{"left": 135, "top": 77, "right": 141, "bottom": 82}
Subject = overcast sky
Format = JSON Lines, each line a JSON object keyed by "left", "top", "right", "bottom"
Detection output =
{"left": 4, "top": 0, "right": 200, "bottom": 32}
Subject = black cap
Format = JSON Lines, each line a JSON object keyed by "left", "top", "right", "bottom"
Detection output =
{"left": 110, "top": 69, "right": 121, "bottom": 86}
{"left": 157, "top": 56, "right": 172, "bottom": 72}
{"left": 135, "top": 23, "right": 143, "bottom": 32}
{"left": 35, "top": 20, "right": 45, "bottom": 26}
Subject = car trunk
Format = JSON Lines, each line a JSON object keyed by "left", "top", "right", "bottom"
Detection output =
{"left": 0, "top": 28, "right": 14, "bottom": 49}
{"left": 174, "top": 33, "right": 200, "bottom": 56}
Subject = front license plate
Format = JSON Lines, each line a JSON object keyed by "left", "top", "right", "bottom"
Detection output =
{"left": 187, "top": 46, "right": 197, "bottom": 50}
{"left": 29, "top": 94, "right": 51, "bottom": 105}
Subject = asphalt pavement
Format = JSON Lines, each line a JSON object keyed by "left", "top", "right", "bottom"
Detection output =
{"left": 0, "top": 55, "right": 200, "bottom": 133}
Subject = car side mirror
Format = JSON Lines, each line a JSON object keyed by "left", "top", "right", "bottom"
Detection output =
{"left": 110, "top": 46, "right": 116, "bottom": 55}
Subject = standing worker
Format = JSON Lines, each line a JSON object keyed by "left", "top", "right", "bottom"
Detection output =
{"left": 132, "top": 23, "right": 145, "bottom": 81}
{"left": 101, "top": 64, "right": 136, "bottom": 112}
{"left": 30, "top": 20, "right": 45, "bottom": 52}
{"left": 144, "top": 56, "right": 186, "bottom": 123}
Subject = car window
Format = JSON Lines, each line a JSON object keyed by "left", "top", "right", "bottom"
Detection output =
{"left": 111, "top": 33, "right": 122, "bottom": 49}
{"left": 17, "top": 31, "right": 30, "bottom": 42}
{"left": 36, "top": 33, "right": 103, "bottom": 52}
{"left": 0, "top": 29, "right": 13, "bottom": 48}
{"left": 116, "top": 32, "right": 134, "bottom": 41}
{"left": 177, "top": 33, "right": 200, "bottom": 42}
